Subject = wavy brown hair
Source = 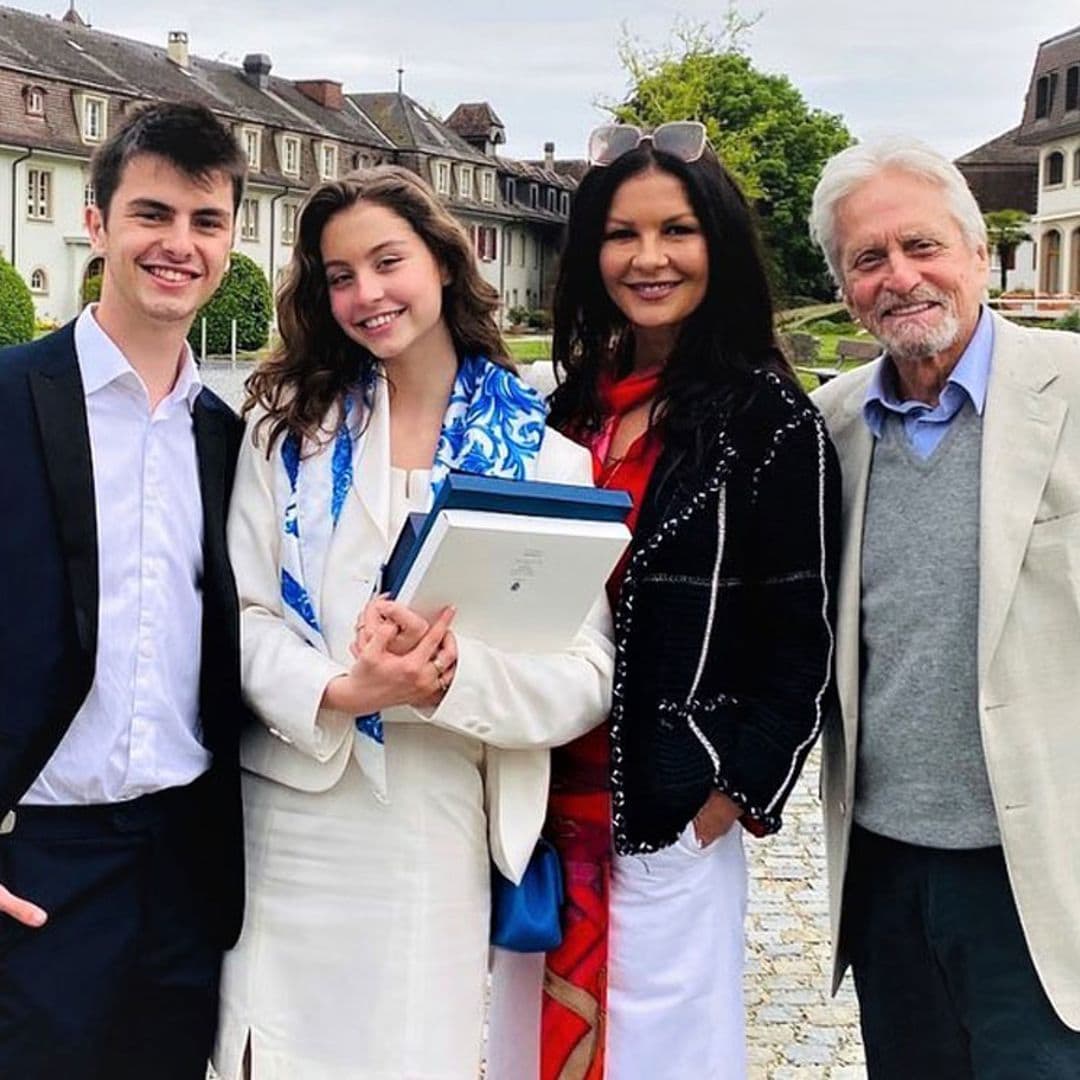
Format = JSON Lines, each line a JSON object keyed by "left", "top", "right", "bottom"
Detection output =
{"left": 246, "top": 165, "right": 510, "bottom": 450}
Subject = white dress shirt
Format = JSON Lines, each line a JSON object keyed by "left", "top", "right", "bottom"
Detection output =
{"left": 22, "top": 306, "right": 211, "bottom": 804}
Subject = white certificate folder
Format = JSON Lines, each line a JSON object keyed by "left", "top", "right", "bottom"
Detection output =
{"left": 384, "top": 474, "right": 632, "bottom": 653}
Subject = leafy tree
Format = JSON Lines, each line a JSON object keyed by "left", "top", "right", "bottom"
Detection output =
{"left": 0, "top": 256, "right": 35, "bottom": 347}
{"left": 609, "top": 17, "right": 853, "bottom": 300}
{"left": 188, "top": 251, "right": 273, "bottom": 355}
{"left": 983, "top": 210, "right": 1032, "bottom": 293}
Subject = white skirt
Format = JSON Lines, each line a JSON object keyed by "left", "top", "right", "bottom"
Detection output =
{"left": 214, "top": 724, "right": 490, "bottom": 1080}
{"left": 606, "top": 822, "right": 747, "bottom": 1079}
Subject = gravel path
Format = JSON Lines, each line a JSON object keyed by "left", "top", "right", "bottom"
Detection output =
{"left": 202, "top": 363, "right": 867, "bottom": 1077}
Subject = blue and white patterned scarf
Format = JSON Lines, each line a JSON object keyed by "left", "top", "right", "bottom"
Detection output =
{"left": 275, "top": 355, "right": 547, "bottom": 800}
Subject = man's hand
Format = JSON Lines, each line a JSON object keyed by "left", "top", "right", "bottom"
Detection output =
{"left": 0, "top": 881, "right": 47, "bottom": 928}
{"left": 692, "top": 791, "right": 742, "bottom": 847}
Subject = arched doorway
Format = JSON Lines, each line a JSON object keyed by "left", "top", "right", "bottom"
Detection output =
{"left": 1041, "top": 230, "right": 1062, "bottom": 293}
{"left": 81, "top": 256, "right": 104, "bottom": 308}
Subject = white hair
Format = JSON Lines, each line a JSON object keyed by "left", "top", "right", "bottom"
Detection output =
{"left": 808, "top": 135, "right": 988, "bottom": 286}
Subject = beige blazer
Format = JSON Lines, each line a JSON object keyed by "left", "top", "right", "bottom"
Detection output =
{"left": 227, "top": 376, "right": 615, "bottom": 884}
{"left": 813, "top": 312, "right": 1080, "bottom": 1030}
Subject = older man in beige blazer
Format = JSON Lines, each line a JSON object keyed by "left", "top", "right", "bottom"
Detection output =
{"left": 808, "top": 136, "right": 1080, "bottom": 1078}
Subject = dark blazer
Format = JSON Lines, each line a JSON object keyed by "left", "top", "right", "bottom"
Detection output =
{"left": 0, "top": 323, "right": 245, "bottom": 947}
{"left": 611, "top": 370, "right": 842, "bottom": 854}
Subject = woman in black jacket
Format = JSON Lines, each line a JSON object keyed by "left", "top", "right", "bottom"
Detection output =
{"left": 540, "top": 123, "right": 841, "bottom": 1079}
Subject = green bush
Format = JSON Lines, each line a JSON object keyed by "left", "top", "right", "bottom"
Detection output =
{"left": 81, "top": 272, "right": 102, "bottom": 308}
{"left": 188, "top": 251, "right": 273, "bottom": 355}
{"left": 526, "top": 308, "right": 552, "bottom": 331}
{"left": 0, "top": 257, "right": 35, "bottom": 347}
{"left": 1053, "top": 309, "right": 1080, "bottom": 334}
{"left": 506, "top": 305, "right": 530, "bottom": 327}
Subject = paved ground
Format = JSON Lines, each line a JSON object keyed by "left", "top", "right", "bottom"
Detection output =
{"left": 203, "top": 362, "right": 867, "bottom": 1077}
{"left": 744, "top": 748, "right": 865, "bottom": 1078}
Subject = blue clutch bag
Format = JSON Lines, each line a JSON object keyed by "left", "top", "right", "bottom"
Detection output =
{"left": 490, "top": 838, "right": 564, "bottom": 953}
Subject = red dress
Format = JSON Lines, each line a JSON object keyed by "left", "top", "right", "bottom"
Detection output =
{"left": 541, "top": 369, "right": 662, "bottom": 1080}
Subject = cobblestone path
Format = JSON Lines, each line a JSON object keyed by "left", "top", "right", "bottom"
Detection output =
{"left": 744, "top": 747, "right": 865, "bottom": 1078}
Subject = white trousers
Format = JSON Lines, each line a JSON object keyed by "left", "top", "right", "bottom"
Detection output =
{"left": 606, "top": 822, "right": 747, "bottom": 1079}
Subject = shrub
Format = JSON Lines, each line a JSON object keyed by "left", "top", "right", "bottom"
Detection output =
{"left": 82, "top": 273, "right": 102, "bottom": 307}
{"left": 526, "top": 308, "right": 552, "bottom": 331}
{"left": 188, "top": 251, "right": 273, "bottom": 355}
{"left": 506, "top": 305, "right": 530, "bottom": 327}
{"left": 1053, "top": 309, "right": 1080, "bottom": 334}
{"left": 0, "top": 257, "right": 35, "bottom": 347}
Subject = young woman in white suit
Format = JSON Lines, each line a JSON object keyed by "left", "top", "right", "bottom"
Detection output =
{"left": 213, "top": 166, "right": 614, "bottom": 1080}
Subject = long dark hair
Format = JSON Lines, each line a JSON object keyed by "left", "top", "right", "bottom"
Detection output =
{"left": 247, "top": 165, "right": 510, "bottom": 450}
{"left": 548, "top": 145, "right": 795, "bottom": 460}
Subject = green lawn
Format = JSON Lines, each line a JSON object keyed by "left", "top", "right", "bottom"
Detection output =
{"left": 506, "top": 337, "right": 551, "bottom": 363}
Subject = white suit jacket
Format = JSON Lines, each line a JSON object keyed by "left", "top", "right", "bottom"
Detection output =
{"left": 228, "top": 376, "right": 615, "bottom": 884}
{"left": 813, "top": 312, "right": 1080, "bottom": 1030}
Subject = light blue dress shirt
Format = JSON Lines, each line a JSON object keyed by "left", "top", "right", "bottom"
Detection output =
{"left": 863, "top": 306, "right": 994, "bottom": 459}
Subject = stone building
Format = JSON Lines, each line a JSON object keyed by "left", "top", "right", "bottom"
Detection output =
{"left": 0, "top": 1, "right": 574, "bottom": 325}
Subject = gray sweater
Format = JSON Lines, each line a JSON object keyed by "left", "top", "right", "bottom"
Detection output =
{"left": 855, "top": 404, "right": 999, "bottom": 848}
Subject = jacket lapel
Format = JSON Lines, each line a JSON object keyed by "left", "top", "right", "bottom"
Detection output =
{"left": 826, "top": 371, "right": 876, "bottom": 759}
{"left": 193, "top": 394, "right": 230, "bottom": 598}
{"left": 978, "top": 316, "right": 1066, "bottom": 683}
{"left": 346, "top": 374, "right": 392, "bottom": 547}
{"left": 27, "top": 337, "right": 98, "bottom": 662}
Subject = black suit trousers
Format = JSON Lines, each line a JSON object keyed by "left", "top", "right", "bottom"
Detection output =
{"left": 0, "top": 778, "right": 220, "bottom": 1080}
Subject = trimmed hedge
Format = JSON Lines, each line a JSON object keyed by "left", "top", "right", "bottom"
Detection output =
{"left": 0, "top": 257, "right": 35, "bottom": 348}
{"left": 82, "top": 272, "right": 102, "bottom": 307}
{"left": 188, "top": 251, "right": 273, "bottom": 355}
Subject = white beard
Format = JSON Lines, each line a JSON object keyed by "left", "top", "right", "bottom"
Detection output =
{"left": 868, "top": 288, "right": 961, "bottom": 363}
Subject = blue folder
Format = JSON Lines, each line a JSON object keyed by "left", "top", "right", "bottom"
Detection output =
{"left": 383, "top": 473, "right": 632, "bottom": 598}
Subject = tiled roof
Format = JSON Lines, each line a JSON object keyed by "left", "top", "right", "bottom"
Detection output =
{"left": 0, "top": 3, "right": 394, "bottom": 164}
{"left": 348, "top": 92, "right": 490, "bottom": 165}
{"left": 956, "top": 127, "right": 1039, "bottom": 167}
{"left": 445, "top": 101, "right": 504, "bottom": 139}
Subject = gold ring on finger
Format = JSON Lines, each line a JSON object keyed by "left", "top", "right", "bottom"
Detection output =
{"left": 432, "top": 656, "right": 445, "bottom": 676}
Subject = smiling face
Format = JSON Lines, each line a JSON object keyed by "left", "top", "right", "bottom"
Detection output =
{"left": 836, "top": 168, "right": 989, "bottom": 370}
{"left": 85, "top": 152, "right": 235, "bottom": 336}
{"left": 598, "top": 166, "right": 709, "bottom": 366}
{"left": 321, "top": 200, "right": 454, "bottom": 367}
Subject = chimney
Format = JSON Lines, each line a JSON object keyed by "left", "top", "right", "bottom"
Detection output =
{"left": 543, "top": 141, "right": 555, "bottom": 170}
{"left": 167, "top": 30, "right": 189, "bottom": 68}
{"left": 295, "top": 79, "right": 344, "bottom": 111}
{"left": 243, "top": 53, "right": 272, "bottom": 90}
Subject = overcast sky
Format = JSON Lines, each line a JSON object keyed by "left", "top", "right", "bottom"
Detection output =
{"left": 19, "top": 0, "right": 1080, "bottom": 162}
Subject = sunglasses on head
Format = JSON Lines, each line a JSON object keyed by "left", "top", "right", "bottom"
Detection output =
{"left": 586, "top": 121, "right": 709, "bottom": 167}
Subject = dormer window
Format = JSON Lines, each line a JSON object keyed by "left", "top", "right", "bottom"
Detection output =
{"left": 481, "top": 171, "right": 495, "bottom": 203}
{"left": 24, "top": 86, "right": 45, "bottom": 117}
{"left": 504, "top": 178, "right": 516, "bottom": 203}
{"left": 241, "top": 127, "right": 261, "bottom": 172}
{"left": 457, "top": 165, "right": 474, "bottom": 200}
{"left": 546, "top": 188, "right": 557, "bottom": 212}
{"left": 319, "top": 142, "right": 338, "bottom": 181}
{"left": 1036, "top": 73, "right": 1058, "bottom": 119}
{"left": 560, "top": 192, "right": 570, "bottom": 215}
{"left": 281, "top": 135, "right": 301, "bottom": 177}
{"left": 434, "top": 161, "right": 451, "bottom": 196}
{"left": 76, "top": 94, "right": 108, "bottom": 144}
{"left": 529, "top": 183, "right": 539, "bottom": 209}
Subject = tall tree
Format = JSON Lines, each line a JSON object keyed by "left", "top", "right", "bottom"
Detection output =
{"left": 610, "top": 19, "right": 853, "bottom": 301}
{"left": 983, "top": 210, "right": 1032, "bottom": 293}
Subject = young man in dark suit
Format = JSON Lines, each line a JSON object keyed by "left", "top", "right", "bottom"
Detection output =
{"left": 0, "top": 102, "right": 247, "bottom": 1079}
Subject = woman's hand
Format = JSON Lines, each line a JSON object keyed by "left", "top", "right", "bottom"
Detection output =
{"left": 324, "top": 605, "right": 458, "bottom": 715}
{"left": 355, "top": 597, "right": 432, "bottom": 657}
{"left": 692, "top": 790, "right": 742, "bottom": 847}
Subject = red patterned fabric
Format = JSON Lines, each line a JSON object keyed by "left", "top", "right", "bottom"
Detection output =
{"left": 540, "top": 368, "right": 662, "bottom": 1080}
